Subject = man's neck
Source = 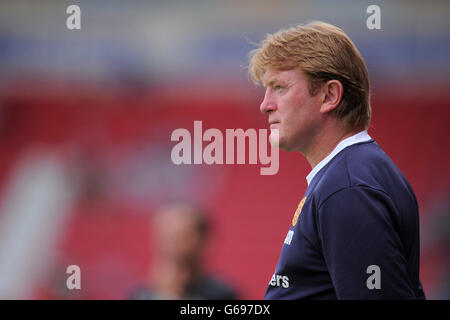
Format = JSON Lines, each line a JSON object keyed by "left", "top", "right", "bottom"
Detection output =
{"left": 303, "top": 126, "right": 359, "bottom": 169}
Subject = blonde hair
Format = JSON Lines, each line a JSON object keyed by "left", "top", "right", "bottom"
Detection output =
{"left": 248, "top": 21, "right": 371, "bottom": 131}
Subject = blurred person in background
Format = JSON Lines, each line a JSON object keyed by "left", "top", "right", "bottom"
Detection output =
{"left": 248, "top": 21, "right": 425, "bottom": 299}
{"left": 131, "top": 201, "right": 237, "bottom": 300}
{"left": 421, "top": 195, "right": 450, "bottom": 299}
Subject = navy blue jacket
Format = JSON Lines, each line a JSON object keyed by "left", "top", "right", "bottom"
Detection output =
{"left": 264, "top": 140, "right": 425, "bottom": 299}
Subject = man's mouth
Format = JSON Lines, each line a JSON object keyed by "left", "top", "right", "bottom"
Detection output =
{"left": 269, "top": 121, "right": 280, "bottom": 129}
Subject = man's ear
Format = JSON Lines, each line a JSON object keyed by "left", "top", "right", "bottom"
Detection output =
{"left": 319, "top": 80, "right": 343, "bottom": 114}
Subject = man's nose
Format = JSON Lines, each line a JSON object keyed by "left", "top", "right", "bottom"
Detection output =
{"left": 260, "top": 90, "right": 276, "bottom": 114}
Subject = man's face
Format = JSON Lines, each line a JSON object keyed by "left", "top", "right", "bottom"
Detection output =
{"left": 260, "top": 68, "right": 323, "bottom": 153}
{"left": 153, "top": 208, "right": 204, "bottom": 265}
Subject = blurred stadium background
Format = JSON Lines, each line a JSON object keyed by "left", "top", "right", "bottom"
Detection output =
{"left": 0, "top": 0, "right": 449, "bottom": 299}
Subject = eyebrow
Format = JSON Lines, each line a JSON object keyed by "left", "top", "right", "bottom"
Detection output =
{"left": 264, "top": 77, "right": 286, "bottom": 88}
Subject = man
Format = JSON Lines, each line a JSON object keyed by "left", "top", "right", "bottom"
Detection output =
{"left": 131, "top": 201, "right": 237, "bottom": 300}
{"left": 248, "top": 21, "right": 425, "bottom": 299}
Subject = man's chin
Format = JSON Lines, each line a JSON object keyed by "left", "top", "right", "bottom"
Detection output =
{"left": 269, "top": 134, "right": 292, "bottom": 151}
{"left": 269, "top": 129, "right": 280, "bottom": 148}
{"left": 278, "top": 142, "right": 295, "bottom": 152}
{"left": 270, "top": 135, "right": 296, "bottom": 152}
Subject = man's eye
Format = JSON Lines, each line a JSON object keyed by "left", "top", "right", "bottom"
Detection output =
{"left": 274, "top": 85, "right": 283, "bottom": 91}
